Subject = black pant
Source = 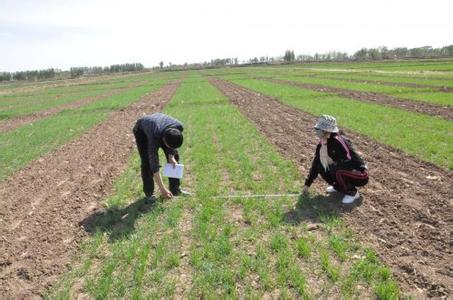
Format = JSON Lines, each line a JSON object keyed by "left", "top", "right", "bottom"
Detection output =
{"left": 318, "top": 166, "right": 368, "bottom": 195}
{"left": 334, "top": 169, "right": 368, "bottom": 195}
{"left": 133, "top": 128, "right": 181, "bottom": 197}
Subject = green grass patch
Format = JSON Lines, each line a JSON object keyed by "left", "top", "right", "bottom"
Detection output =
{"left": 281, "top": 74, "right": 453, "bottom": 106}
{"left": 0, "top": 73, "right": 154, "bottom": 118}
{"left": 305, "top": 71, "right": 453, "bottom": 89}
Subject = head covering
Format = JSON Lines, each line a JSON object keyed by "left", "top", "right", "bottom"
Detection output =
{"left": 314, "top": 115, "right": 339, "bottom": 133}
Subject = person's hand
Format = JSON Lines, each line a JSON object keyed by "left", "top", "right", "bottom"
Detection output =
{"left": 302, "top": 185, "right": 309, "bottom": 194}
{"left": 161, "top": 188, "right": 173, "bottom": 199}
{"left": 168, "top": 155, "right": 177, "bottom": 168}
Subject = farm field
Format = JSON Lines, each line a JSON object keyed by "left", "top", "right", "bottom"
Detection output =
{"left": 1, "top": 60, "right": 452, "bottom": 299}
{"left": 284, "top": 58, "right": 453, "bottom": 72}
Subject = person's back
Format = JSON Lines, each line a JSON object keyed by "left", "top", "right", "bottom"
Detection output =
{"left": 138, "top": 113, "right": 183, "bottom": 144}
{"left": 133, "top": 113, "right": 188, "bottom": 201}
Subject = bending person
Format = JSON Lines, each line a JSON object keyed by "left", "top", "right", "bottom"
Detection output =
{"left": 133, "top": 113, "right": 190, "bottom": 201}
{"left": 302, "top": 115, "right": 368, "bottom": 204}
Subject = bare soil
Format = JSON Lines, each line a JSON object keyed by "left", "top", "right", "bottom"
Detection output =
{"left": 259, "top": 77, "right": 453, "bottom": 120}
{"left": 209, "top": 78, "right": 453, "bottom": 298}
{"left": 0, "top": 81, "right": 180, "bottom": 298}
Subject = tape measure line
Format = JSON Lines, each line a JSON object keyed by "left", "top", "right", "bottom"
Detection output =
{"left": 212, "top": 193, "right": 300, "bottom": 199}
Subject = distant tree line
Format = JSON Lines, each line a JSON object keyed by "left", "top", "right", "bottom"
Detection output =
{"left": 154, "top": 44, "right": 453, "bottom": 72}
{"left": 0, "top": 63, "right": 145, "bottom": 82}
{"left": 70, "top": 63, "right": 144, "bottom": 78}
{"left": 0, "top": 69, "right": 56, "bottom": 82}
{"left": 352, "top": 45, "right": 453, "bottom": 61}
{"left": 294, "top": 45, "right": 453, "bottom": 63}
{"left": 155, "top": 58, "right": 240, "bottom": 71}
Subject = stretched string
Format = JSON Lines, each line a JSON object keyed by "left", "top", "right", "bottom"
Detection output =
{"left": 212, "top": 193, "right": 300, "bottom": 199}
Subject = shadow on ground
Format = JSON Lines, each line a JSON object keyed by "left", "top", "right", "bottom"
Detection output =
{"left": 283, "top": 192, "right": 362, "bottom": 225}
{"left": 79, "top": 197, "right": 158, "bottom": 242}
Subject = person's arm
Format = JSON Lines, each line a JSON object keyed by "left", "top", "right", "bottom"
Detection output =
{"left": 153, "top": 172, "right": 173, "bottom": 198}
{"left": 303, "top": 145, "right": 321, "bottom": 191}
{"left": 168, "top": 154, "right": 177, "bottom": 167}
{"left": 148, "top": 140, "right": 173, "bottom": 199}
{"left": 162, "top": 146, "right": 178, "bottom": 167}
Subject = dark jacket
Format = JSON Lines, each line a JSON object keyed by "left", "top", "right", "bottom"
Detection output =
{"left": 305, "top": 133, "right": 366, "bottom": 187}
{"left": 134, "top": 113, "right": 183, "bottom": 173}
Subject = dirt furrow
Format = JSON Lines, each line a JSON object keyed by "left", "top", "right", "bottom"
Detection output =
{"left": 258, "top": 77, "right": 453, "bottom": 120}
{"left": 209, "top": 78, "right": 453, "bottom": 298}
{"left": 0, "top": 81, "right": 181, "bottom": 298}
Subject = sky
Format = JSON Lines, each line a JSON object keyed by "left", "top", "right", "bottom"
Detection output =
{"left": 1, "top": 0, "right": 452, "bottom": 72}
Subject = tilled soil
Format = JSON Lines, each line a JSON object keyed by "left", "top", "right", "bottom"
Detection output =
{"left": 258, "top": 77, "right": 453, "bottom": 120}
{"left": 0, "top": 81, "right": 180, "bottom": 298}
{"left": 210, "top": 78, "right": 453, "bottom": 298}
{"left": 0, "top": 89, "right": 124, "bottom": 133}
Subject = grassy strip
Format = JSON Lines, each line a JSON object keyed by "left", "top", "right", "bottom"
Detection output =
{"left": 0, "top": 79, "right": 167, "bottom": 180}
{"left": 259, "top": 73, "right": 453, "bottom": 106}
{"left": 0, "top": 74, "right": 152, "bottom": 119}
{"left": 290, "top": 59, "right": 453, "bottom": 72}
{"left": 305, "top": 71, "right": 453, "bottom": 89}
{"left": 0, "top": 72, "right": 154, "bottom": 97}
{"left": 48, "top": 73, "right": 402, "bottom": 298}
{"left": 227, "top": 78, "right": 452, "bottom": 169}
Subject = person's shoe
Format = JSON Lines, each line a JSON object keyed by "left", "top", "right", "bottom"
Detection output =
{"left": 325, "top": 186, "right": 338, "bottom": 193}
{"left": 173, "top": 189, "right": 192, "bottom": 197}
{"left": 144, "top": 195, "right": 156, "bottom": 204}
{"left": 342, "top": 192, "right": 360, "bottom": 204}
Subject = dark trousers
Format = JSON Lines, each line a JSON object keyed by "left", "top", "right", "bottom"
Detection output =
{"left": 319, "top": 167, "right": 368, "bottom": 195}
{"left": 133, "top": 128, "right": 181, "bottom": 197}
{"left": 334, "top": 169, "right": 368, "bottom": 195}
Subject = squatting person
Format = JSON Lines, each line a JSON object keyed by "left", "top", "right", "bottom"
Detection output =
{"left": 302, "top": 115, "right": 369, "bottom": 204}
{"left": 133, "top": 112, "right": 190, "bottom": 201}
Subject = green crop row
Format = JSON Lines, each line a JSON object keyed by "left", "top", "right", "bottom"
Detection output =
{"left": 251, "top": 71, "right": 453, "bottom": 106}
{"left": 0, "top": 74, "right": 154, "bottom": 119}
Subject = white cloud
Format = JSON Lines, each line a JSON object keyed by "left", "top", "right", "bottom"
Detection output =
{"left": 0, "top": 0, "right": 452, "bottom": 71}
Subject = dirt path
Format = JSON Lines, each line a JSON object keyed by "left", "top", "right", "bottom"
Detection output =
{"left": 209, "top": 78, "right": 453, "bottom": 298}
{"left": 0, "top": 81, "right": 180, "bottom": 298}
{"left": 258, "top": 78, "right": 453, "bottom": 120}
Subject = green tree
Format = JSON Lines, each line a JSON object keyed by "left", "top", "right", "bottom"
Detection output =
{"left": 283, "top": 50, "right": 295, "bottom": 62}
